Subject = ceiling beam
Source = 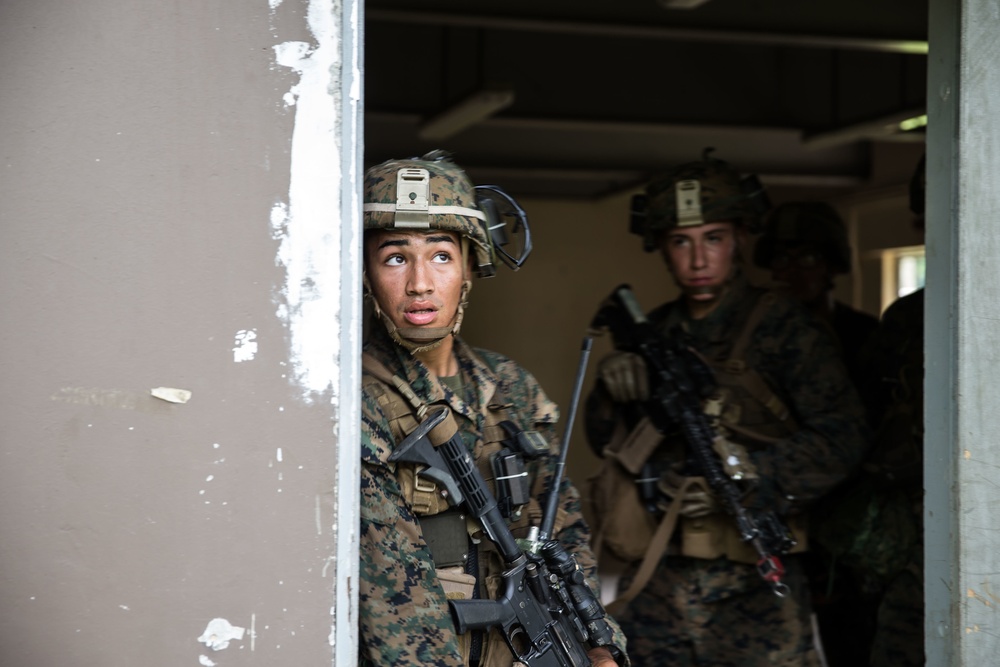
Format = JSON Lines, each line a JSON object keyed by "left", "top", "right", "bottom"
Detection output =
{"left": 367, "top": 9, "right": 928, "bottom": 55}
{"left": 802, "top": 108, "right": 928, "bottom": 149}
{"left": 367, "top": 111, "right": 799, "bottom": 138}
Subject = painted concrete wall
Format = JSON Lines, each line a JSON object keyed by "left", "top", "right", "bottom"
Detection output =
{"left": 0, "top": 1, "right": 361, "bottom": 665}
{"left": 926, "top": 0, "right": 1000, "bottom": 664}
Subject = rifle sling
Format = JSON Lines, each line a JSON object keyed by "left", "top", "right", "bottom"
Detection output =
{"left": 362, "top": 352, "right": 430, "bottom": 420}
{"left": 604, "top": 476, "right": 697, "bottom": 617}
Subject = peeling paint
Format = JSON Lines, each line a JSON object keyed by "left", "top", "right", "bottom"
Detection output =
{"left": 151, "top": 387, "right": 192, "bottom": 404}
{"left": 233, "top": 329, "right": 258, "bottom": 362}
{"left": 270, "top": 1, "right": 343, "bottom": 405}
{"left": 198, "top": 618, "right": 246, "bottom": 651}
{"left": 199, "top": 656, "right": 216, "bottom": 667}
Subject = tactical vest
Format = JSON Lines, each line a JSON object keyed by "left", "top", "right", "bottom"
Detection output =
{"left": 672, "top": 292, "right": 807, "bottom": 564}
{"left": 362, "top": 352, "right": 565, "bottom": 667}
{"left": 594, "top": 290, "right": 808, "bottom": 615}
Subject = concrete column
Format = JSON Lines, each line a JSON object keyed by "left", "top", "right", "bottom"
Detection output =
{"left": 925, "top": 0, "right": 1000, "bottom": 664}
{"left": 0, "top": 0, "right": 362, "bottom": 665}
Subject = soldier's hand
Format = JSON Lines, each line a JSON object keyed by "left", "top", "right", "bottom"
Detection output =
{"left": 598, "top": 351, "right": 649, "bottom": 403}
{"left": 659, "top": 469, "right": 721, "bottom": 518}
{"left": 587, "top": 646, "right": 620, "bottom": 666}
{"left": 679, "top": 486, "right": 720, "bottom": 518}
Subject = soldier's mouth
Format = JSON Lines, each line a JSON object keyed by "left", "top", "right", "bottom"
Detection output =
{"left": 403, "top": 303, "right": 438, "bottom": 326}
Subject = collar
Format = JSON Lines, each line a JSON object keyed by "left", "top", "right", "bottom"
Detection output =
{"left": 364, "top": 326, "right": 500, "bottom": 420}
{"left": 664, "top": 270, "right": 751, "bottom": 343}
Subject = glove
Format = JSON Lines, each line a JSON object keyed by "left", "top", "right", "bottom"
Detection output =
{"left": 658, "top": 469, "right": 720, "bottom": 519}
{"left": 597, "top": 351, "right": 649, "bottom": 403}
{"left": 678, "top": 485, "right": 720, "bottom": 519}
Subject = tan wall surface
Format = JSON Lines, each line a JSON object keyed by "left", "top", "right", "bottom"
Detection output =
{"left": 460, "top": 151, "right": 922, "bottom": 523}
{"left": 461, "top": 193, "right": 679, "bottom": 511}
{"left": 0, "top": 1, "right": 358, "bottom": 665}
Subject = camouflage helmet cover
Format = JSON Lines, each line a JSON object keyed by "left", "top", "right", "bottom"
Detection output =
{"left": 631, "top": 151, "right": 768, "bottom": 251}
{"left": 753, "top": 201, "right": 851, "bottom": 274}
{"left": 363, "top": 151, "right": 496, "bottom": 277}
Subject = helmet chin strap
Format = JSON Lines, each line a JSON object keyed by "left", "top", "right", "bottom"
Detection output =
{"left": 364, "top": 238, "right": 473, "bottom": 354}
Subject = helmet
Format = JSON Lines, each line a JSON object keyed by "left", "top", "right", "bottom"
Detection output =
{"left": 362, "top": 150, "right": 530, "bottom": 352}
{"left": 753, "top": 201, "right": 851, "bottom": 274}
{"left": 630, "top": 149, "right": 769, "bottom": 252}
{"left": 363, "top": 150, "right": 530, "bottom": 278}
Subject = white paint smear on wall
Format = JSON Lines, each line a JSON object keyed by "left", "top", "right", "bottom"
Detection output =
{"left": 271, "top": 0, "right": 342, "bottom": 404}
{"left": 233, "top": 329, "right": 258, "bottom": 362}
{"left": 198, "top": 617, "right": 246, "bottom": 651}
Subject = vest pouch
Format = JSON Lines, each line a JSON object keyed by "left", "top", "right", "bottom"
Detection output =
{"left": 680, "top": 512, "right": 730, "bottom": 560}
{"left": 421, "top": 510, "right": 470, "bottom": 568}
{"left": 587, "top": 417, "right": 663, "bottom": 563}
{"left": 681, "top": 510, "right": 808, "bottom": 563}
{"left": 491, "top": 448, "right": 531, "bottom": 519}
{"left": 587, "top": 456, "right": 657, "bottom": 563}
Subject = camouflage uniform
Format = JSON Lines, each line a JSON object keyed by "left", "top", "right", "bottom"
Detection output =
{"left": 587, "top": 272, "right": 869, "bottom": 667}
{"left": 859, "top": 289, "right": 924, "bottom": 667}
{"left": 753, "top": 201, "right": 881, "bottom": 665}
{"left": 360, "top": 324, "right": 629, "bottom": 666}
{"left": 828, "top": 302, "right": 879, "bottom": 391}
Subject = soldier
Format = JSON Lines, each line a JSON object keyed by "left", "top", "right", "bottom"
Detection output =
{"left": 856, "top": 155, "right": 926, "bottom": 667}
{"left": 359, "top": 151, "right": 627, "bottom": 667}
{"left": 753, "top": 202, "right": 880, "bottom": 665}
{"left": 863, "top": 289, "right": 923, "bottom": 667}
{"left": 585, "top": 151, "right": 868, "bottom": 666}
{"left": 753, "top": 202, "right": 878, "bottom": 389}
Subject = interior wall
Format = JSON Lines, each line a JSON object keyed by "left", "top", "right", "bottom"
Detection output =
{"left": 461, "top": 146, "right": 924, "bottom": 515}
{"left": 838, "top": 142, "right": 927, "bottom": 315}
{"left": 461, "top": 193, "right": 677, "bottom": 508}
{"left": 0, "top": 1, "right": 360, "bottom": 665}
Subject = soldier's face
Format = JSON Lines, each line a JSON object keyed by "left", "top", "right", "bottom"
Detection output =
{"left": 660, "top": 221, "right": 740, "bottom": 309}
{"left": 365, "top": 230, "right": 466, "bottom": 332}
{"left": 769, "top": 243, "right": 832, "bottom": 305}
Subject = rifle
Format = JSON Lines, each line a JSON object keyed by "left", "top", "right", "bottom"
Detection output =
{"left": 591, "top": 284, "right": 796, "bottom": 596}
{"left": 388, "top": 338, "right": 615, "bottom": 666}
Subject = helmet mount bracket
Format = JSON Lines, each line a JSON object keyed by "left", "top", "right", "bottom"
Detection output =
{"left": 393, "top": 168, "right": 432, "bottom": 228}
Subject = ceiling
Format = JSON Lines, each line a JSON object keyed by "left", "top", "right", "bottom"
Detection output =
{"left": 363, "top": 0, "right": 928, "bottom": 200}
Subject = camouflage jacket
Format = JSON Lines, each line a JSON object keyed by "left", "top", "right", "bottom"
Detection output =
{"left": 360, "top": 326, "right": 627, "bottom": 666}
{"left": 587, "top": 272, "right": 869, "bottom": 513}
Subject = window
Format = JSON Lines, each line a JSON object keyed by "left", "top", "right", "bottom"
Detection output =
{"left": 880, "top": 245, "right": 925, "bottom": 312}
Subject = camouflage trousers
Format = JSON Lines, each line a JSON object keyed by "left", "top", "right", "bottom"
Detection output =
{"left": 615, "top": 554, "right": 820, "bottom": 667}
{"left": 870, "top": 558, "right": 924, "bottom": 667}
